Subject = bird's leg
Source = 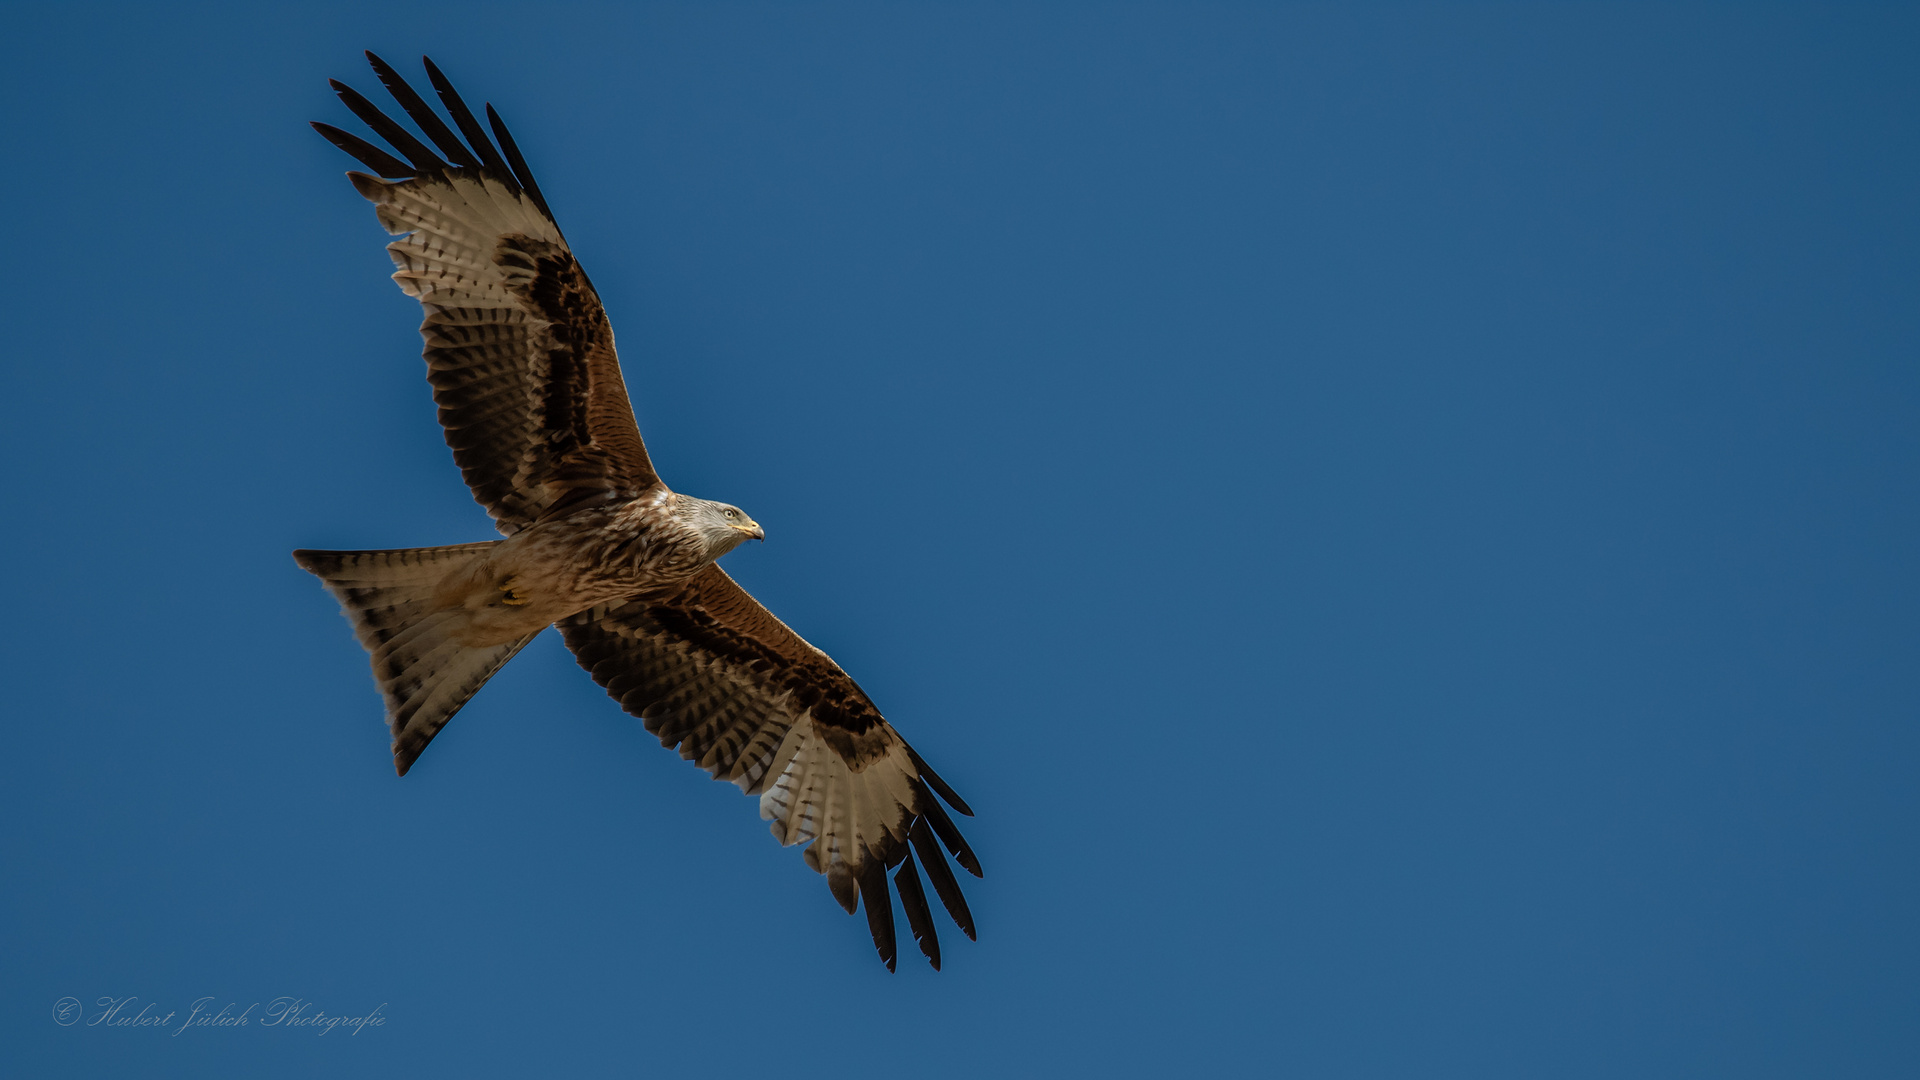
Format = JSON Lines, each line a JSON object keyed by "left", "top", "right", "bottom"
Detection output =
{"left": 498, "top": 576, "right": 530, "bottom": 606}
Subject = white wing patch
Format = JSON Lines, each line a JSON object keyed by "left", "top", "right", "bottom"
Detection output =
{"left": 760, "top": 721, "right": 920, "bottom": 879}
{"left": 351, "top": 172, "right": 562, "bottom": 310}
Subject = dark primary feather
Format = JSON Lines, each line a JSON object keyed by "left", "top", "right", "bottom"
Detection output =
{"left": 857, "top": 860, "right": 898, "bottom": 972}
{"left": 485, "top": 102, "right": 556, "bottom": 223}
{"left": 347, "top": 51, "right": 554, "bottom": 223}
{"left": 917, "top": 785, "right": 983, "bottom": 877}
{"left": 365, "top": 50, "right": 483, "bottom": 169}
{"left": 894, "top": 849, "right": 942, "bottom": 969}
{"left": 423, "top": 57, "right": 512, "bottom": 173}
{"left": 316, "top": 54, "right": 542, "bottom": 224}
{"left": 329, "top": 79, "right": 447, "bottom": 172}
{"left": 908, "top": 747, "right": 975, "bottom": 817}
{"left": 911, "top": 818, "right": 976, "bottom": 940}
{"left": 309, "top": 122, "right": 414, "bottom": 178}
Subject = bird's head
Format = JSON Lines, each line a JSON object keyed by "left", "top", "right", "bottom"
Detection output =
{"left": 684, "top": 497, "right": 765, "bottom": 559}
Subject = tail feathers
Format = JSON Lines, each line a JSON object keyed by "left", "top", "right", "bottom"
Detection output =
{"left": 293, "top": 543, "right": 534, "bottom": 774}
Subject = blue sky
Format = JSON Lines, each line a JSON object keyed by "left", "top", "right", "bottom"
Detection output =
{"left": 4, "top": 3, "right": 1916, "bottom": 1077}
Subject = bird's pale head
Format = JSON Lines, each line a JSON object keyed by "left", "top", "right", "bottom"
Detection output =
{"left": 682, "top": 497, "right": 765, "bottom": 559}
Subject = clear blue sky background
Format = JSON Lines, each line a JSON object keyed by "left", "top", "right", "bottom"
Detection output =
{"left": 4, "top": 3, "right": 1916, "bottom": 1077}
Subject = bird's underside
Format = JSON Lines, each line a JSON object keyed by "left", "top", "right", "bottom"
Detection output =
{"left": 294, "top": 51, "right": 979, "bottom": 971}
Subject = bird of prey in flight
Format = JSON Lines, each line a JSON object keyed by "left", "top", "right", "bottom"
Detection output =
{"left": 294, "top": 52, "right": 979, "bottom": 971}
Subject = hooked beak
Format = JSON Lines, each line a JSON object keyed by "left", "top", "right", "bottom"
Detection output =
{"left": 734, "top": 522, "right": 766, "bottom": 542}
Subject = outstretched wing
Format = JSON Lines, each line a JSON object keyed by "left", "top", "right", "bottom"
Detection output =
{"left": 315, "top": 52, "right": 658, "bottom": 533}
{"left": 560, "top": 565, "right": 982, "bottom": 971}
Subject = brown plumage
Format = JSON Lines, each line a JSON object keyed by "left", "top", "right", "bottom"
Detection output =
{"left": 294, "top": 52, "right": 978, "bottom": 971}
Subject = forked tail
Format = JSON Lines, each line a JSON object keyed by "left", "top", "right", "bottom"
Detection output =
{"left": 293, "top": 543, "right": 536, "bottom": 774}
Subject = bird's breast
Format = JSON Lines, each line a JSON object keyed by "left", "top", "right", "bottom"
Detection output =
{"left": 446, "top": 502, "right": 707, "bottom": 637}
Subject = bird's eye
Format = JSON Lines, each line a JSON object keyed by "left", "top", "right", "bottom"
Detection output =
{"left": 724, "top": 509, "right": 737, "bottom": 518}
